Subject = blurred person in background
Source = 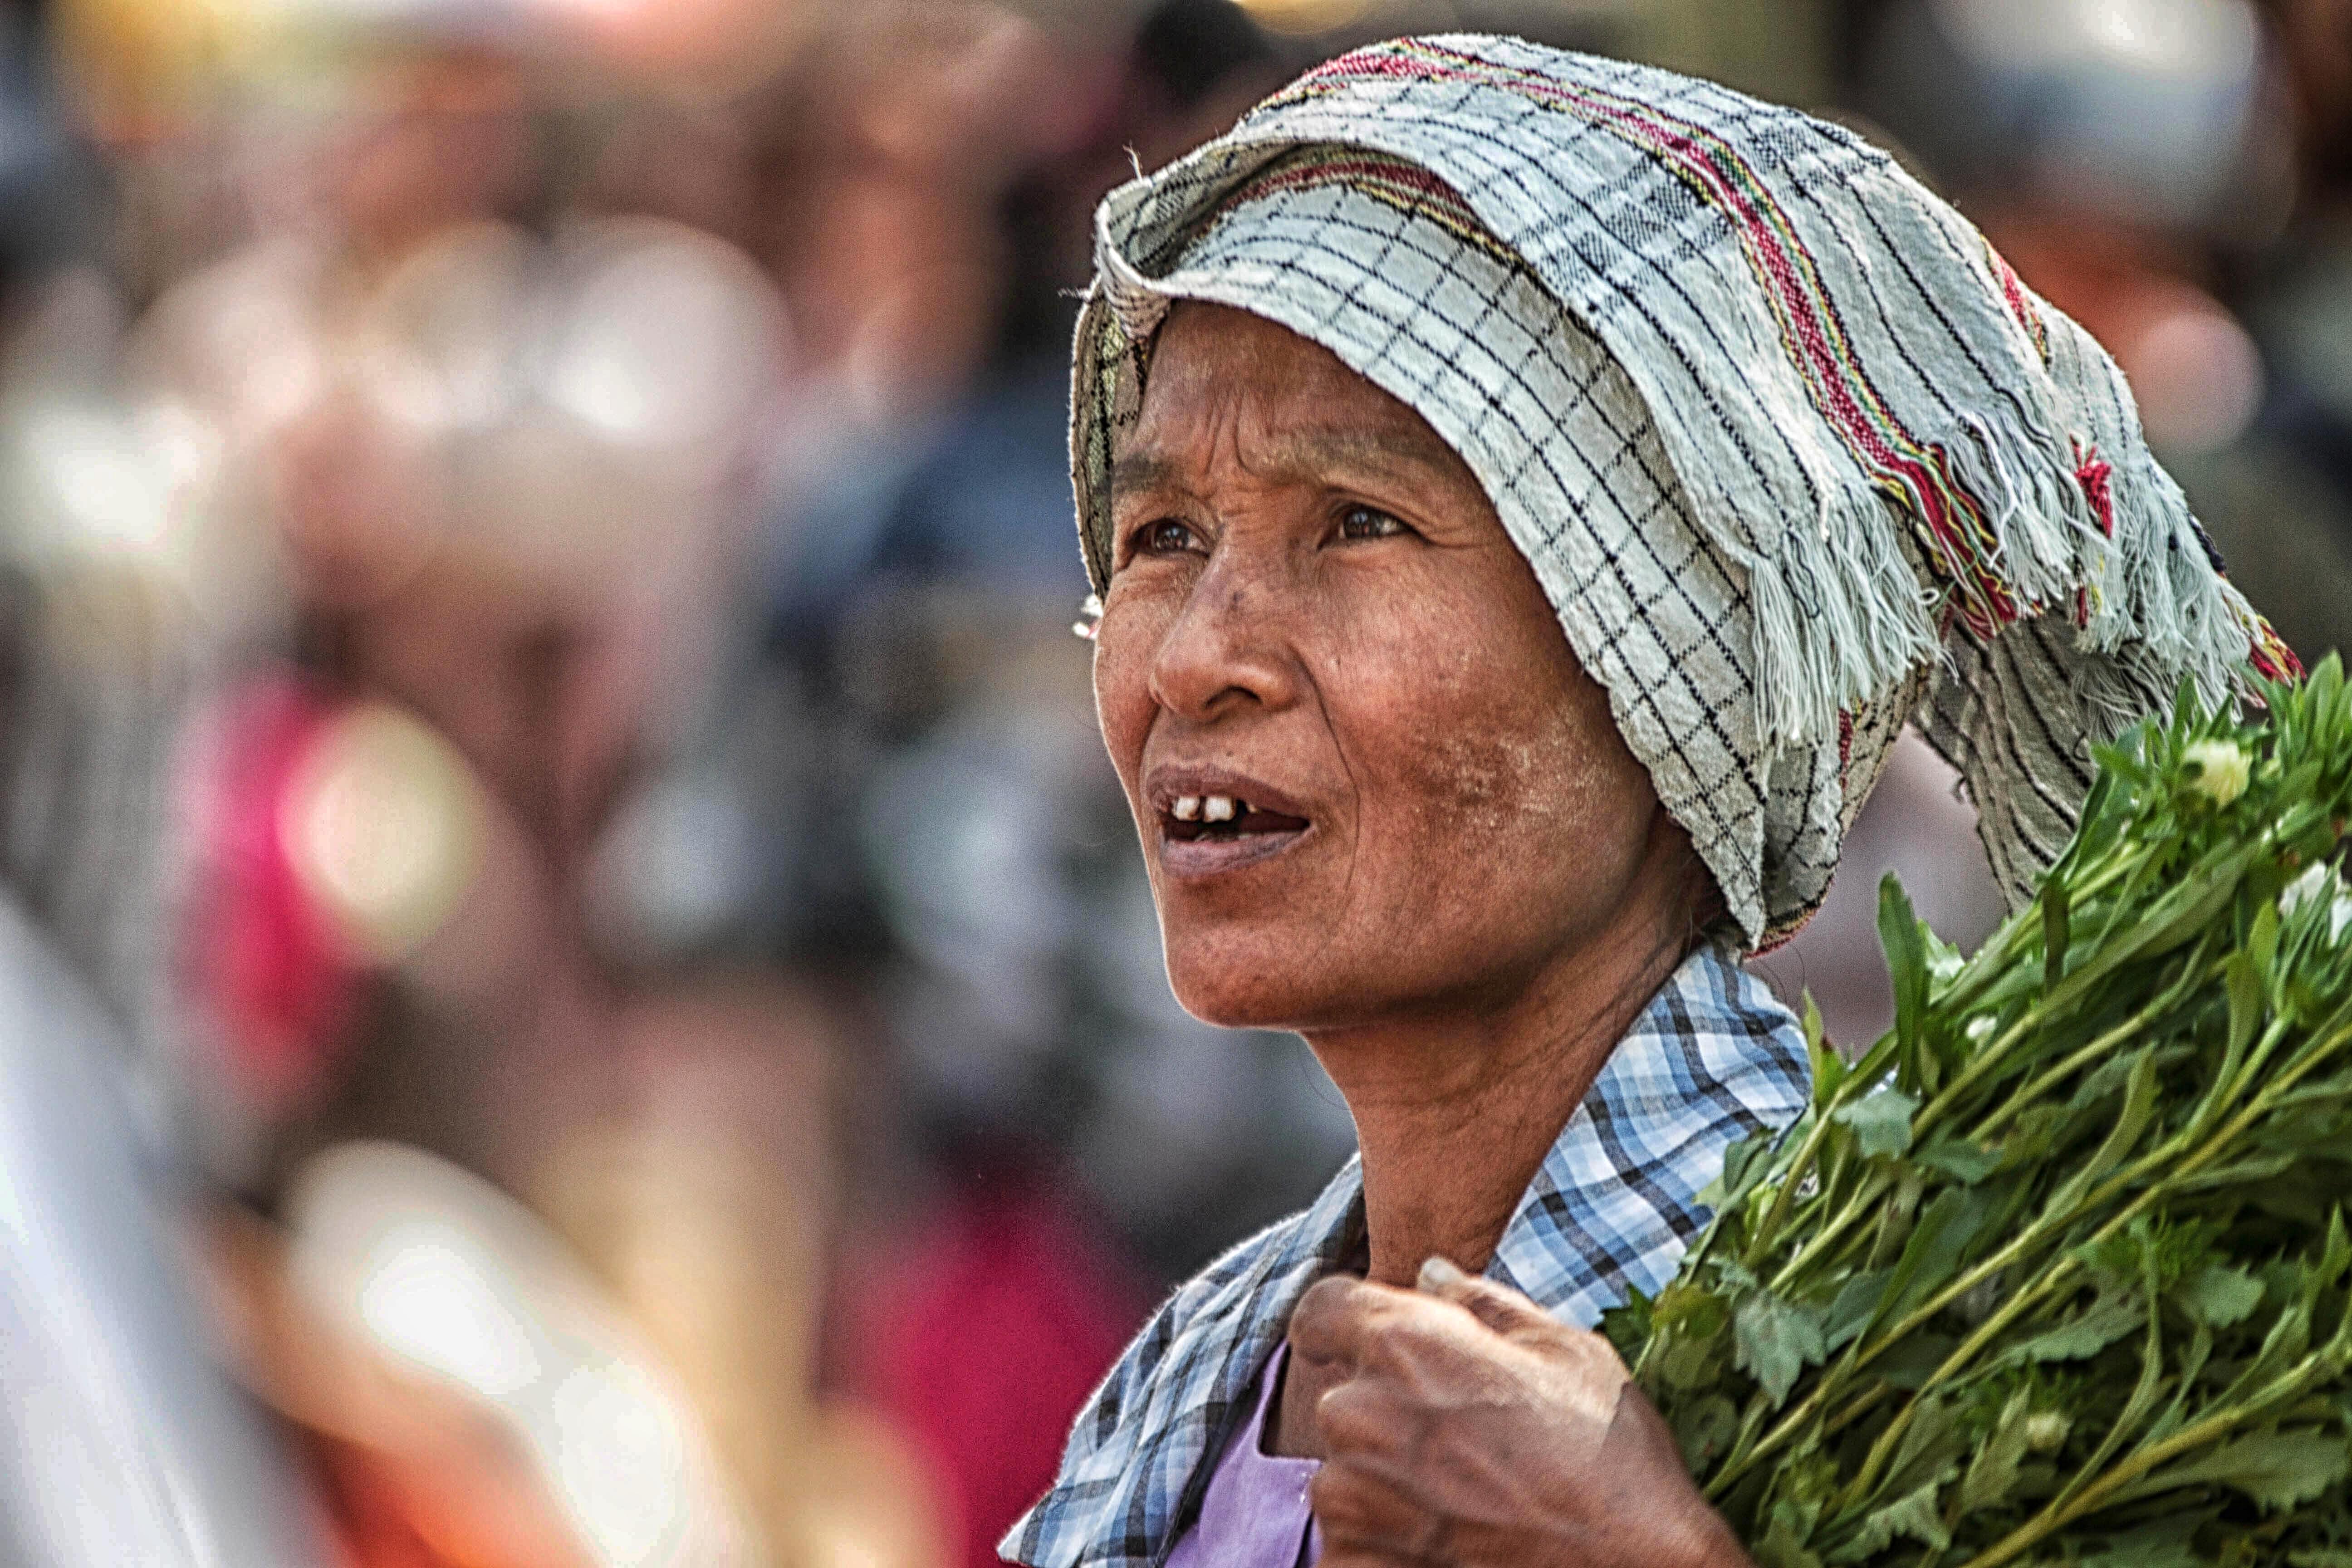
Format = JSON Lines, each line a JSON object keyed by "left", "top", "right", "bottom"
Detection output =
{"left": 10, "top": 0, "right": 954, "bottom": 1561}
{"left": 10, "top": 1, "right": 1352, "bottom": 1563}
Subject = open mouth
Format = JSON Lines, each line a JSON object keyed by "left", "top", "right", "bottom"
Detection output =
{"left": 1161, "top": 794, "right": 1312, "bottom": 841}
{"left": 1156, "top": 794, "right": 1313, "bottom": 873}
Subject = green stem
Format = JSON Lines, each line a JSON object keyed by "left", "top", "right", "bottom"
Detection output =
{"left": 1764, "top": 1170, "right": 1900, "bottom": 1298}
{"left": 1966, "top": 952, "right": 2216, "bottom": 1147}
{"left": 2219, "top": 1014, "right": 2299, "bottom": 1112}
{"left": 1742, "top": 1110, "right": 1842, "bottom": 1274}
{"left": 1911, "top": 853, "right": 2244, "bottom": 1152}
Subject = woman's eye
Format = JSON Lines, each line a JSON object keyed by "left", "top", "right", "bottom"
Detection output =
{"left": 1140, "top": 519, "right": 1201, "bottom": 555}
{"left": 1338, "top": 505, "right": 1408, "bottom": 542}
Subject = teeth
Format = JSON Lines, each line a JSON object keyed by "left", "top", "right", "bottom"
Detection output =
{"left": 1203, "top": 795, "right": 1236, "bottom": 823}
{"left": 1172, "top": 796, "right": 1200, "bottom": 821}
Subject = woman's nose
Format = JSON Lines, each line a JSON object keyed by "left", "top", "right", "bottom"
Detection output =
{"left": 1146, "top": 550, "right": 1303, "bottom": 721}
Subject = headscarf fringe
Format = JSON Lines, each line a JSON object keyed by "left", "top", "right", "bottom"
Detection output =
{"left": 2079, "top": 443, "right": 2254, "bottom": 710}
{"left": 1737, "top": 490, "right": 1941, "bottom": 753}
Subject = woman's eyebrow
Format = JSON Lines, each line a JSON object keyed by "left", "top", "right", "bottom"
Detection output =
{"left": 1272, "top": 427, "right": 1458, "bottom": 485}
{"left": 1109, "top": 453, "right": 1186, "bottom": 504}
{"left": 1110, "top": 426, "right": 1460, "bottom": 500}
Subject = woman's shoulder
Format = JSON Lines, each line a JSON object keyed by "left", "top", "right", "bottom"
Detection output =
{"left": 1062, "top": 1200, "right": 1336, "bottom": 1461}
{"left": 1002, "top": 1168, "right": 1363, "bottom": 1568}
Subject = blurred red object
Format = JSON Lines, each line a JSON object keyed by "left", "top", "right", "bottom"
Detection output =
{"left": 851, "top": 1176, "right": 1146, "bottom": 1568}
{"left": 190, "top": 674, "right": 489, "bottom": 1115}
{"left": 191, "top": 676, "right": 361, "bottom": 1111}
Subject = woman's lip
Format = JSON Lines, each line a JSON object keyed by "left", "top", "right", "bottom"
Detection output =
{"left": 1156, "top": 819, "right": 1313, "bottom": 880}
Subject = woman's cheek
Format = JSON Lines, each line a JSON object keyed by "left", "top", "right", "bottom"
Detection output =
{"left": 1090, "top": 594, "right": 1160, "bottom": 784}
{"left": 1339, "top": 615, "right": 1525, "bottom": 832}
{"left": 1346, "top": 618, "right": 1643, "bottom": 941}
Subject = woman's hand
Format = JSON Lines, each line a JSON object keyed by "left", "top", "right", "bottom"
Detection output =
{"left": 1285, "top": 1258, "right": 1752, "bottom": 1568}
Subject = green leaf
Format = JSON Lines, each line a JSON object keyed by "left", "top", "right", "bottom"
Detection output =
{"left": 1671, "top": 1392, "right": 1740, "bottom": 1472}
{"left": 2228, "top": 948, "right": 2265, "bottom": 1065}
{"left": 1997, "top": 1104, "right": 2071, "bottom": 1171}
{"left": 2124, "top": 1427, "right": 2352, "bottom": 1513}
{"left": 1653, "top": 1329, "right": 1728, "bottom": 1394}
{"left": 1735, "top": 1289, "right": 1827, "bottom": 1407}
{"left": 2046, "top": 768, "right": 2123, "bottom": 885}
{"left": 2067, "top": 1047, "right": 2147, "bottom": 1112}
{"left": 2043, "top": 879, "right": 2071, "bottom": 992}
{"left": 1822, "top": 1270, "right": 1889, "bottom": 1352}
{"left": 1924, "top": 925, "right": 1965, "bottom": 986}
{"left": 2140, "top": 1324, "right": 2213, "bottom": 1450}
{"left": 1826, "top": 1477, "right": 1950, "bottom": 1562}
{"left": 2218, "top": 1292, "right": 2319, "bottom": 1407}
{"left": 1914, "top": 1133, "right": 2002, "bottom": 1185}
{"left": 2051, "top": 1046, "right": 2165, "bottom": 1208}
{"left": 1647, "top": 1285, "right": 1732, "bottom": 1393}
{"left": 2001, "top": 1289, "right": 2144, "bottom": 1364}
{"left": 1599, "top": 1288, "right": 1652, "bottom": 1363}
{"left": 1802, "top": 994, "right": 1847, "bottom": 1104}
{"left": 2070, "top": 1524, "right": 2212, "bottom": 1568}
{"left": 2251, "top": 897, "right": 2283, "bottom": 987}
{"left": 1955, "top": 1391, "right": 2037, "bottom": 1516}
{"left": 1834, "top": 1088, "right": 1920, "bottom": 1160}
{"left": 1701, "top": 1129, "right": 1776, "bottom": 1210}
{"left": 1878, "top": 1185, "right": 1991, "bottom": 1329}
{"left": 1874, "top": 1331, "right": 1956, "bottom": 1390}
{"left": 1753, "top": 1496, "right": 1826, "bottom": 1568}
{"left": 2178, "top": 1263, "right": 2268, "bottom": 1331}
{"left": 1879, "top": 876, "right": 1930, "bottom": 1074}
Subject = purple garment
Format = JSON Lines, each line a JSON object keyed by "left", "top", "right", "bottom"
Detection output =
{"left": 1165, "top": 1345, "right": 1321, "bottom": 1568}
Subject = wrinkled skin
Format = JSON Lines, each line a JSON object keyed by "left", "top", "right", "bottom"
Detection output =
{"left": 1093, "top": 300, "right": 1748, "bottom": 1567}
{"left": 1094, "top": 304, "right": 1678, "bottom": 1039}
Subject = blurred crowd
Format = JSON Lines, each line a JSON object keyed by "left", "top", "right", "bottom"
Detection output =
{"left": 0, "top": 0, "right": 2347, "bottom": 1564}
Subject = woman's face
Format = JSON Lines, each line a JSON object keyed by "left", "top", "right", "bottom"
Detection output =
{"left": 1096, "top": 302, "right": 1683, "bottom": 1032}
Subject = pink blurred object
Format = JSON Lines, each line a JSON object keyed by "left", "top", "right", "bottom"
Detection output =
{"left": 189, "top": 676, "right": 359, "bottom": 1111}
{"left": 851, "top": 1176, "right": 1146, "bottom": 1568}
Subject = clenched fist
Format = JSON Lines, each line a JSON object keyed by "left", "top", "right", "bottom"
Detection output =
{"left": 1284, "top": 1257, "right": 1752, "bottom": 1568}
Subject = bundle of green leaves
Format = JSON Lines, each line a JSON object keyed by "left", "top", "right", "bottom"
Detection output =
{"left": 1603, "top": 656, "right": 2352, "bottom": 1567}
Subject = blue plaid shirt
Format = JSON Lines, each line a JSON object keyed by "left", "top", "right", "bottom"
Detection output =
{"left": 1001, "top": 939, "right": 1810, "bottom": 1568}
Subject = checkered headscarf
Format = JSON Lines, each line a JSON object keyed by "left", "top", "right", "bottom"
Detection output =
{"left": 1073, "top": 34, "right": 2298, "bottom": 949}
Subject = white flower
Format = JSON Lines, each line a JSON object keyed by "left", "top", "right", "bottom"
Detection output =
{"left": 2281, "top": 861, "right": 2352, "bottom": 946}
{"left": 2024, "top": 1412, "right": 2072, "bottom": 1454}
{"left": 2182, "top": 740, "right": 2250, "bottom": 806}
{"left": 2283, "top": 862, "right": 2338, "bottom": 919}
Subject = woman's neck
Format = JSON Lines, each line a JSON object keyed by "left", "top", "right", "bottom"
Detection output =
{"left": 1303, "top": 901, "right": 1695, "bottom": 1289}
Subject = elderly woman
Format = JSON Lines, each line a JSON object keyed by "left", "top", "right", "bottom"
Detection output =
{"left": 1004, "top": 35, "right": 2296, "bottom": 1568}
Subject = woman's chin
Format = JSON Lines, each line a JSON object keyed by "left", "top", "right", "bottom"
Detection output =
{"left": 1161, "top": 943, "right": 1313, "bottom": 1032}
{"left": 1161, "top": 928, "right": 1391, "bottom": 1032}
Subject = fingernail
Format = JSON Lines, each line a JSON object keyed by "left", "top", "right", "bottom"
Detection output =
{"left": 1418, "top": 1255, "right": 1467, "bottom": 1291}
